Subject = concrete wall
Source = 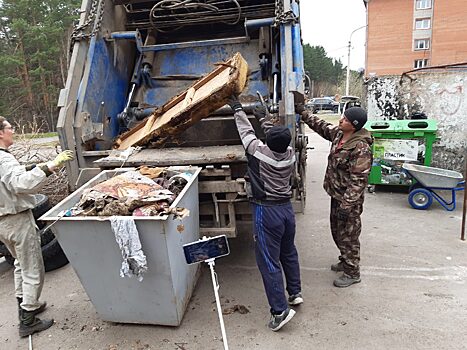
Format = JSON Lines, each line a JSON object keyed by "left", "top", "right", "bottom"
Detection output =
{"left": 366, "top": 71, "right": 467, "bottom": 172}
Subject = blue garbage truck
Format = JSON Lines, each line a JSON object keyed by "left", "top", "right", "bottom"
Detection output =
{"left": 57, "top": 0, "right": 308, "bottom": 237}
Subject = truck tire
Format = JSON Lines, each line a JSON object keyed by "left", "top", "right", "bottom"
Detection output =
{"left": 41, "top": 238, "right": 69, "bottom": 272}
{"left": 4, "top": 254, "right": 14, "bottom": 266}
{"left": 33, "top": 194, "right": 51, "bottom": 229}
{"left": 0, "top": 242, "right": 9, "bottom": 256}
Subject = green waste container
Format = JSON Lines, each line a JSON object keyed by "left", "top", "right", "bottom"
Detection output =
{"left": 364, "top": 119, "right": 437, "bottom": 186}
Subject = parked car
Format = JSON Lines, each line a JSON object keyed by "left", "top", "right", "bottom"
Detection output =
{"left": 339, "top": 95, "right": 361, "bottom": 112}
{"left": 307, "top": 97, "right": 339, "bottom": 113}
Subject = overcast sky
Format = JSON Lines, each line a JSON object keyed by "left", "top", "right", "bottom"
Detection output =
{"left": 300, "top": 0, "right": 367, "bottom": 71}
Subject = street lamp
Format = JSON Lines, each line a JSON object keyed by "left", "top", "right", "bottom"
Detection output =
{"left": 345, "top": 25, "right": 367, "bottom": 96}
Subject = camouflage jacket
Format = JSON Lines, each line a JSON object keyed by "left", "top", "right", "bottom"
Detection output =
{"left": 302, "top": 113, "right": 373, "bottom": 209}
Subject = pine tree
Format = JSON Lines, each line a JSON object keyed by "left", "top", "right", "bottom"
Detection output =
{"left": 0, "top": 0, "right": 80, "bottom": 131}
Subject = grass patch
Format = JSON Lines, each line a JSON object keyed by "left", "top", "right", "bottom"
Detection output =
{"left": 22, "top": 132, "right": 58, "bottom": 139}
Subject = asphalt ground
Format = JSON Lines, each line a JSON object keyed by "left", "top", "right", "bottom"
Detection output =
{"left": 0, "top": 130, "right": 465, "bottom": 350}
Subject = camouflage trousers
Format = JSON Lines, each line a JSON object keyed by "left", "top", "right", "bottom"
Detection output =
{"left": 330, "top": 198, "right": 363, "bottom": 278}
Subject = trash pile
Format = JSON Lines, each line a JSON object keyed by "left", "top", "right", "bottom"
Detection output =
{"left": 68, "top": 166, "right": 191, "bottom": 219}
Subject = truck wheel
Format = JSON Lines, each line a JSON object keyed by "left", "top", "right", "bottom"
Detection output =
{"left": 408, "top": 188, "right": 433, "bottom": 210}
{"left": 39, "top": 227, "right": 55, "bottom": 246}
{"left": 41, "top": 238, "right": 69, "bottom": 272}
{"left": 0, "top": 242, "right": 9, "bottom": 256}
{"left": 33, "top": 194, "right": 51, "bottom": 229}
{"left": 4, "top": 254, "right": 14, "bottom": 266}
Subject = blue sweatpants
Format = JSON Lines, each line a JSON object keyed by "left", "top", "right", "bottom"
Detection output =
{"left": 252, "top": 202, "right": 301, "bottom": 314}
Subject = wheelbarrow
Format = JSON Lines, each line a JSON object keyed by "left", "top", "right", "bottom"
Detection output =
{"left": 402, "top": 163, "right": 465, "bottom": 211}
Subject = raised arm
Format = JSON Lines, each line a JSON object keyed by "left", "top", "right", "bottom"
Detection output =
{"left": 227, "top": 96, "right": 261, "bottom": 155}
{"left": 296, "top": 104, "right": 339, "bottom": 141}
{"left": 252, "top": 105, "right": 274, "bottom": 134}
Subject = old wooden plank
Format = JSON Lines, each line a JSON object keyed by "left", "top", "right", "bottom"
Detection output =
{"left": 94, "top": 145, "right": 246, "bottom": 167}
{"left": 198, "top": 180, "right": 244, "bottom": 194}
{"left": 114, "top": 52, "right": 248, "bottom": 150}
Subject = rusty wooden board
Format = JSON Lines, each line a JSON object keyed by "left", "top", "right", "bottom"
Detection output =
{"left": 114, "top": 52, "right": 249, "bottom": 150}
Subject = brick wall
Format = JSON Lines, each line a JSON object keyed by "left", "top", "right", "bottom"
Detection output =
{"left": 366, "top": 0, "right": 467, "bottom": 75}
{"left": 431, "top": 0, "right": 467, "bottom": 65}
{"left": 367, "top": 0, "right": 414, "bottom": 75}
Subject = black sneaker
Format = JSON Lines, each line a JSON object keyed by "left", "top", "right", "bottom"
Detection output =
{"left": 333, "top": 273, "right": 361, "bottom": 288}
{"left": 331, "top": 262, "right": 344, "bottom": 272}
{"left": 268, "top": 308, "right": 296, "bottom": 331}
{"left": 288, "top": 293, "right": 304, "bottom": 306}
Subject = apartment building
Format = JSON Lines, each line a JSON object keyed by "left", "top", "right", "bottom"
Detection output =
{"left": 365, "top": 0, "right": 467, "bottom": 76}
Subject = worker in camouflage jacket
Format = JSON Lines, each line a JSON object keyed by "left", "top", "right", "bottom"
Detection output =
{"left": 0, "top": 116, "right": 74, "bottom": 337}
{"left": 296, "top": 106, "right": 373, "bottom": 287}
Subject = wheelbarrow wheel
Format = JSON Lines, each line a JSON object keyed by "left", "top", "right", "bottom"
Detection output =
{"left": 408, "top": 188, "right": 433, "bottom": 210}
{"left": 409, "top": 182, "right": 423, "bottom": 192}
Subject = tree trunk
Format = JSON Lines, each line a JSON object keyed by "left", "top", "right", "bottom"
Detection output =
{"left": 18, "top": 36, "right": 34, "bottom": 108}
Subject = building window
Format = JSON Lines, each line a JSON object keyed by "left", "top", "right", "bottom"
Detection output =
{"left": 415, "top": 18, "right": 431, "bottom": 30}
{"left": 414, "top": 59, "right": 428, "bottom": 68}
{"left": 414, "top": 39, "right": 430, "bottom": 50}
{"left": 416, "top": 0, "right": 432, "bottom": 9}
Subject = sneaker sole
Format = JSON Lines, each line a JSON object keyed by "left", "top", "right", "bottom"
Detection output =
{"left": 333, "top": 278, "right": 361, "bottom": 288}
{"left": 270, "top": 309, "right": 296, "bottom": 332}
{"left": 288, "top": 297, "right": 304, "bottom": 306}
{"left": 330, "top": 266, "right": 344, "bottom": 272}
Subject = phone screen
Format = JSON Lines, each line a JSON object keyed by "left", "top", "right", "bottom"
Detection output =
{"left": 183, "top": 235, "right": 230, "bottom": 264}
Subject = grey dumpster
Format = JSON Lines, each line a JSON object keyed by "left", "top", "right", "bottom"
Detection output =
{"left": 40, "top": 166, "right": 201, "bottom": 326}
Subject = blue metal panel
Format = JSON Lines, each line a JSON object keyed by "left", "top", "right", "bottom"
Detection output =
{"left": 144, "top": 42, "right": 269, "bottom": 107}
{"left": 142, "top": 37, "right": 249, "bottom": 52}
{"left": 291, "top": 2, "right": 304, "bottom": 76}
{"left": 79, "top": 38, "right": 129, "bottom": 139}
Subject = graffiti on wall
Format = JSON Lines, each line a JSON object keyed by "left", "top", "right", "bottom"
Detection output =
{"left": 436, "top": 85, "right": 463, "bottom": 116}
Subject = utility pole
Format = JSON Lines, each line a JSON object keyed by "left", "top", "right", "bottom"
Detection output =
{"left": 345, "top": 25, "right": 367, "bottom": 96}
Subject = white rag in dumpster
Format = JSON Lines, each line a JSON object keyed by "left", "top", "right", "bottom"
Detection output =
{"left": 110, "top": 216, "right": 148, "bottom": 282}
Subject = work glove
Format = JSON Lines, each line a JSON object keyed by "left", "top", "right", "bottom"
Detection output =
{"left": 253, "top": 105, "right": 267, "bottom": 123}
{"left": 336, "top": 206, "right": 351, "bottom": 221}
{"left": 51, "top": 150, "right": 74, "bottom": 168}
{"left": 227, "top": 95, "right": 243, "bottom": 112}
{"left": 295, "top": 102, "right": 305, "bottom": 115}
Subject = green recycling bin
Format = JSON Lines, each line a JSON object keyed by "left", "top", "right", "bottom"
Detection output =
{"left": 365, "top": 119, "right": 437, "bottom": 186}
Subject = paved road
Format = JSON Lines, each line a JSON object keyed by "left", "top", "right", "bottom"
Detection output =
{"left": 0, "top": 131, "right": 465, "bottom": 349}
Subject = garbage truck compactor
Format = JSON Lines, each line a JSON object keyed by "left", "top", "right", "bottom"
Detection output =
{"left": 58, "top": 0, "right": 308, "bottom": 237}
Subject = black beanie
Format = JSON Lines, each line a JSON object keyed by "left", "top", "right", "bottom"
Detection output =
{"left": 266, "top": 126, "right": 292, "bottom": 153}
{"left": 344, "top": 107, "right": 367, "bottom": 131}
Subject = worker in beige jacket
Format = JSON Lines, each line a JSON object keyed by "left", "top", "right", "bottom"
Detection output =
{"left": 0, "top": 116, "right": 74, "bottom": 337}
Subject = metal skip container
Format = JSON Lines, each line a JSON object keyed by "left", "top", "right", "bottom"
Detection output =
{"left": 40, "top": 166, "right": 201, "bottom": 326}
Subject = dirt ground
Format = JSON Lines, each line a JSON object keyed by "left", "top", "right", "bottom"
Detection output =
{"left": 0, "top": 131, "right": 466, "bottom": 350}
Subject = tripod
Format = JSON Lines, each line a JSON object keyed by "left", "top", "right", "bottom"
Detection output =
{"left": 205, "top": 258, "right": 229, "bottom": 350}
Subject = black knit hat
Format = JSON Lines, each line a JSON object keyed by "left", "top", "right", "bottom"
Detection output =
{"left": 266, "top": 126, "right": 291, "bottom": 153}
{"left": 344, "top": 107, "right": 367, "bottom": 131}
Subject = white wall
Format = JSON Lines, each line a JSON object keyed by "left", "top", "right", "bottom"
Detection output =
{"left": 366, "top": 71, "right": 467, "bottom": 172}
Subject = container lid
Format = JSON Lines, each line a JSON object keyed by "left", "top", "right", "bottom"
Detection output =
{"left": 364, "top": 119, "right": 437, "bottom": 133}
